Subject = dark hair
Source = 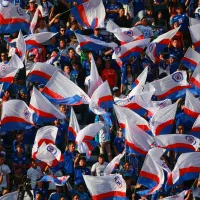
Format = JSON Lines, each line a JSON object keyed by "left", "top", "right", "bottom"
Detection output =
{"left": 71, "top": 21, "right": 78, "bottom": 26}
{"left": 98, "top": 154, "right": 105, "bottom": 159}
{"left": 69, "top": 141, "right": 75, "bottom": 146}
{"left": 79, "top": 157, "right": 86, "bottom": 162}
{"left": 68, "top": 47, "right": 75, "bottom": 52}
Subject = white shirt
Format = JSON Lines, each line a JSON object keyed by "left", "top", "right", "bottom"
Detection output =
{"left": 0, "top": 164, "right": 11, "bottom": 188}
{"left": 99, "top": 121, "right": 110, "bottom": 143}
{"left": 27, "top": 166, "right": 43, "bottom": 189}
{"left": 38, "top": 2, "right": 53, "bottom": 17}
{"left": 137, "top": 25, "right": 153, "bottom": 38}
{"left": 84, "top": 75, "right": 90, "bottom": 86}
{"left": 91, "top": 162, "right": 108, "bottom": 176}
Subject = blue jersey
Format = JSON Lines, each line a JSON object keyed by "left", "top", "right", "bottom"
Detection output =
{"left": 64, "top": 150, "right": 77, "bottom": 174}
{"left": 141, "top": 57, "right": 154, "bottom": 82}
{"left": 90, "top": 34, "right": 104, "bottom": 41}
{"left": 171, "top": 14, "right": 189, "bottom": 31}
{"left": 169, "top": 61, "right": 179, "bottom": 74}
{"left": 34, "top": 186, "right": 48, "bottom": 200}
{"left": 55, "top": 124, "right": 66, "bottom": 145}
{"left": 49, "top": 193, "right": 68, "bottom": 200}
{"left": 106, "top": 3, "right": 121, "bottom": 20}
{"left": 74, "top": 166, "right": 91, "bottom": 185}
{"left": 65, "top": 29, "right": 82, "bottom": 39}
{"left": 81, "top": 60, "right": 90, "bottom": 76}
{"left": 11, "top": 153, "right": 28, "bottom": 167}
{"left": 13, "top": 140, "right": 25, "bottom": 152}
{"left": 169, "top": 47, "right": 183, "bottom": 60}
{"left": 114, "top": 137, "right": 125, "bottom": 153}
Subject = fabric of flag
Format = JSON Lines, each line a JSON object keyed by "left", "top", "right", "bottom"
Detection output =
{"left": 106, "top": 20, "right": 143, "bottom": 44}
{"left": 150, "top": 71, "right": 190, "bottom": 100}
{"left": 1, "top": 99, "right": 34, "bottom": 132}
{"left": 29, "top": 88, "right": 65, "bottom": 125}
{"left": 75, "top": 33, "right": 118, "bottom": 51}
{"left": 181, "top": 47, "right": 200, "bottom": 71}
{"left": 68, "top": 107, "right": 80, "bottom": 141}
{"left": 27, "top": 62, "right": 58, "bottom": 84}
{"left": 189, "top": 17, "right": 200, "bottom": 26}
{"left": 40, "top": 175, "right": 69, "bottom": 185}
{"left": 184, "top": 90, "right": 200, "bottom": 126}
{"left": 76, "top": 122, "right": 104, "bottom": 144}
{"left": 70, "top": 0, "right": 105, "bottom": 29}
{"left": 128, "top": 67, "right": 149, "bottom": 97}
{"left": 32, "top": 126, "right": 57, "bottom": 159}
{"left": 0, "top": 54, "right": 24, "bottom": 90}
{"left": 0, "top": 0, "right": 30, "bottom": 33}
{"left": 154, "top": 134, "right": 200, "bottom": 152}
{"left": 189, "top": 24, "right": 200, "bottom": 53}
{"left": 16, "top": 30, "right": 26, "bottom": 62}
{"left": 126, "top": 118, "right": 153, "bottom": 155}
{"left": 114, "top": 104, "right": 150, "bottom": 133}
{"left": 42, "top": 71, "right": 91, "bottom": 105}
{"left": 104, "top": 152, "right": 125, "bottom": 175}
{"left": 190, "top": 115, "right": 200, "bottom": 138}
{"left": 166, "top": 152, "right": 200, "bottom": 189}
{"left": 30, "top": 7, "right": 39, "bottom": 34}
{"left": 83, "top": 174, "right": 127, "bottom": 200}
{"left": 112, "top": 39, "right": 150, "bottom": 64}
{"left": 0, "top": 191, "right": 18, "bottom": 200}
{"left": 162, "top": 190, "right": 187, "bottom": 200}
{"left": 190, "top": 64, "right": 200, "bottom": 94}
{"left": 36, "top": 142, "right": 62, "bottom": 166}
{"left": 137, "top": 148, "right": 165, "bottom": 196}
{"left": 146, "top": 27, "right": 180, "bottom": 63}
{"left": 150, "top": 103, "right": 177, "bottom": 136}
{"left": 89, "top": 81, "right": 113, "bottom": 112}
{"left": 77, "top": 140, "right": 98, "bottom": 159}
{"left": 88, "top": 55, "right": 103, "bottom": 97}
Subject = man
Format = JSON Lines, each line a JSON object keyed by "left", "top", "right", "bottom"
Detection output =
{"left": 0, "top": 154, "right": 10, "bottom": 192}
{"left": 168, "top": 54, "right": 179, "bottom": 74}
{"left": 0, "top": 52, "right": 8, "bottom": 64}
{"left": 106, "top": 0, "right": 121, "bottom": 21}
{"left": 49, "top": 185, "right": 68, "bottom": 200}
{"left": 113, "top": 87, "right": 126, "bottom": 103}
{"left": 91, "top": 155, "right": 108, "bottom": 176}
{"left": 135, "top": 17, "right": 154, "bottom": 38}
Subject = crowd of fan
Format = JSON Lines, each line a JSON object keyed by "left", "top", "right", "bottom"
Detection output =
{"left": 0, "top": 0, "right": 200, "bottom": 199}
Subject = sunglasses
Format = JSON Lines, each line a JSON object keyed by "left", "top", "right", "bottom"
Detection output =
{"left": 1, "top": 55, "right": 6, "bottom": 57}
{"left": 60, "top": 30, "right": 65, "bottom": 32}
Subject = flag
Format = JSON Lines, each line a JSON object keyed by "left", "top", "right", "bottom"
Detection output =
{"left": 88, "top": 55, "right": 103, "bottom": 97}
{"left": 181, "top": 47, "right": 200, "bottom": 71}
{"left": 104, "top": 152, "right": 125, "bottom": 175}
{"left": 112, "top": 39, "right": 150, "bottom": 64}
{"left": 89, "top": 81, "right": 113, "bottom": 113}
{"left": 189, "top": 17, "right": 200, "bottom": 26}
{"left": 150, "top": 71, "right": 190, "bottom": 100}
{"left": 154, "top": 134, "right": 200, "bottom": 152}
{"left": 146, "top": 27, "right": 180, "bottom": 63}
{"left": 150, "top": 103, "right": 177, "bottom": 136}
{"left": 166, "top": 152, "right": 200, "bottom": 189}
{"left": 184, "top": 90, "right": 200, "bottom": 126}
{"left": 29, "top": 88, "right": 65, "bottom": 124}
{"left": 70, "top": 0, "right": 105, "bottom": 29}
{"left": 128, "top": 67, "right": 149, "bottom": 97}
{"left": 68, "top": 107, "right": 80, "bottom": 141}
{"left": 0, "top": 54, "right": 24, "bottom": 89}
{"left": 162, "top": 190, "right": 188, "bottom": 200}
{"left": 106, "top": 20, "right": 143, "bottom": 44}
{"left": 114, "top": 104, "right": 150, "bottom": 133}
{"left": 137, "top": 148, "right": 165, "bottom": 196}
{"left": 75, "top": 33, "right": 118, "bottom": 51}
{"left": 16, "top": 30, "right": 26, "bottom": 62}
{"left": 0, "top": 1, "right": 30, "bottom": 33}
{"left": 83, "top": 174, "right": 127, "bottom": 200}
{"left": 190, "top": 115, "right": 200, "bottom": 138}
{"left": 42, "top": 71, "right": 90, "bottom": 105}
{"left": 190, "top": 64, "right": 200, "bottom": 93}
{"left": 189, "top": 23, "right": 200, "bottom": 53}
{"left": 0, "top": 191, "right": 18, "bottom": 200}
{"left": 32, "top": 126, "right": 57, "bottom": 159}
{"left": 126, "top": 119, "right": 153, "bottom": 155}
{"left": 27, "top": 62, "right": 58, "bottom": 84}
{"left": 40, "top": 175, "right": 69, "bottom": 185}
{"left": 36, "top": 142, "right": 62, "bottom": 166}
{"left": 30, "top": 7, "right": 39, "bottom": 34}
{"left": 1, "top": 100, "right": 34, "bottom": 132}
{"left": 76, "top": 122, "right": 104, "bottom": 144}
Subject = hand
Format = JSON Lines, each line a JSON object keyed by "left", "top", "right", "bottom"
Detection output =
{"left": 65, "top": 146, "right": 69, "bottom": 151}
{"left": 55, "top": 13, "right": 61, "bottom": 18}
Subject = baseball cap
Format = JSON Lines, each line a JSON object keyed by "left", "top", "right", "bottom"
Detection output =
{"left": 169, "top": 54, "right": 177, "bottom": 59}
{"left": 113, "top": 87, "right": 119, "bottom": 92}
{"left": 29, "top": 0, "right": 35, "bottom": 3}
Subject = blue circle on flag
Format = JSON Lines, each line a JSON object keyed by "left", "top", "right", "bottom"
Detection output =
{"left": 172, "top": 72, "right": 183, "bottom": 82}
{"left": 185, "top": 136, "right": 196, "bottom": 145}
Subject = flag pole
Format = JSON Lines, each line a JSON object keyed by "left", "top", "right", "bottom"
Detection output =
{"left": 60, "top": 9, "right": 70, "bottom": 16}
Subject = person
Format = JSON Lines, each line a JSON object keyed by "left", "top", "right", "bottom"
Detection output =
{"left": 90, "top": 28, "right": 104, "bottom": 41}
{"left": 13, "top": 132, "right": 25, "bottom": 152}
{"left": 114, "top": 128, "right": 125, "bottom": 155}
{"left": 114, "top": 8, "right": 131, "bottom": 27}
{"left": 35, "top": 18, "right": 49, "bottom": 33}
{"left": 135, "top": 17, "right": 154, "bottom": 38}
{"left": 12, "top": 167, "right": 23, "bottom": 189}
{"left": 0, "top": 154, "right": 11, "bottom": 193}
{"left": 71, "top": 183, "right": 89, "bottom": 200}
{"left": 74, "top": 156, "right": 90, "bottom": 186}
{"left": 49, "top": 185, "right": 68, "bottom": 200}
{"left": 91, "top": 154, "right": 108, "bottom": 176}
{"left": 168, "top": 54, "right": 179, "bottom": 74}
{"left": 0, "top": 52, "right": 9, "bottom": 64}
{"left": 34, "top": 179, "right": 48, "bottom": 200}
{"left": 168, "top": 38, "right": 183, "bottom": 60}
{"left": 113, "top": 87, "right": 126, "bottom": 103}
{"left": 27, "top": 159, "right": 43, "bottom": 189}
{"left": 106, "top": 0, "right": 121, "bottom": 21}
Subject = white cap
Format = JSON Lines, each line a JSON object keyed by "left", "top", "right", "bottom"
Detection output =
{"left": 113, "top": 87, "right": 119, "bottom": 92}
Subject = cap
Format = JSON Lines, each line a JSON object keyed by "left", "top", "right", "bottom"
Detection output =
{"left": 28, "top": 52, "right": 36, "bottom": 57}
{"left": 29, "top": 0, "right": 35, "bottom": 3}
{"left": 113, "top": 87, "right": 119, "bottom": 92}
{"left": 71, "top": 60, "right": 79, "bottom": 66}
{"left": 169, "top": 54, "right": 177, "bottom": 59}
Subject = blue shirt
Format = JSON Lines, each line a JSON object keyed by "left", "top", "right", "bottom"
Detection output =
{"left": 65, "top": 29, "right": 82, "bottom": 39}
{"left": 106, "top": 3, "right": 121, "bottom": 20}
{"left": 171, "top": 14, "right": 189, "bottom": 31}
{"left": 168, "top": 47, "right": 183, "bottom": 60}
{"left": 55, "top": 124, "right": 66, "bottom": 145}
{"left": 71, "top": 190, "right": 89, "bottom": 200}
{"left": 64, "top": 150, "right": 77, "bottom": 174}
{"left": 49, "top": 193, "right": 68, "bottom": 200}
{"left": 90, "top": 34, "right": 104, "bottom": 41}
{"left": 70, "top": 70, "right": 79, "bottom": 84}
{"left": 114, "top": 137, "right": 125, "bottom": 153}
{"left": 169, "top": 61, "right": 179, "bottom": 74}
{"left": 81, "top": 60, "right": 90, "bottom": 76}
{"left": 13, "top": 140, "right": 25, "bottom": 152}
{"left": 34, "top": 186, "right": 48, "bottom": 200}
{"left": 74, "top": 166, "right": 91, "bottom": 185}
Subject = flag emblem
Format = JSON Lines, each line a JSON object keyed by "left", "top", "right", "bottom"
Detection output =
{"left": 47, "top": 144, "right": 57, "bottom": 155}
{"left": 114, "top": 47, "right": 121, "bottom": 55}
{"left": 17, "top": 7, "right": 23, "bottom": 16}
{"left": 172, "top": 72, "right": 183, "bottom": 82}
{"left": 114, "top": 176, "right": 122, "bottom": 188}
{"left": 124, "top": 30, "right": 133, "bottom": 37}
{"left": 185, "top": 136, "right": 196, "bottom": 145}
{"left": 24, "top": 109, "right": 29, "bottom": 119}
{"left": 0, "top": 64, "right": 8, "bottom": 74}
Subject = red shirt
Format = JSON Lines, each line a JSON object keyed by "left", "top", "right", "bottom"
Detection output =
{"left": 101, "top": 68, "right": 117, "bottom": 88}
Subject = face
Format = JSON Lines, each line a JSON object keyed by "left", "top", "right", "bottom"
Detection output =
{"left": 35, "top": 193, "right": 42, "bottom": 200}
{"left": 64, "top": 66, "right": 70, "bottom": 74}
{"left": 0, "top": 157, "right": 5, "bottom": 165}
{"left": 39, "top": 20, "right": 45, "bottom": 27}
{"left": 79, "top": 159, "right": 86, "bottom": 167}
{"left": 1, "top": 53, "right": 7, "bottom": 62}
{"left": 17, "top": 146, "right": 23, "bottom": 154}
{"left": 124, "top": 162, "right": 130, "bottom": 170}
{"left": 146, "top": 9, "right": 153, "bottom": 15}
{"left": 69, "top": 143, "right": 75, "bottom": 152}
{"left": 69, "top": 49, "right": 75, "bottom": 58}
{"left": 177, "top": 125, "right": 184, "bottom": 134}
{"left": 119, "top": 9, "right": 124, "bottom": 16}
{"left": 158, "top": 12, "right": 162, "bottom": 18}
{"left": 73, "top": 195, "right": 80, "bottom": 200}
{"left": 59, "top": 105, "right": 67, "bottom": 113}
{"left": 173, "top": 22, "right": 178, "bottom": 28}
{"left": 54, "top": 119, "right": 60, "bottom": 126}
{"left": 176, "top": 7, "right": 183, "bottom": 14}
{"left": 29, "top": 1, "right": 35, "bottom": 7}
{"left": 72, "top": 64, "right": 78, "bottom": 70}
{"left": 32, "top": 161, "right": 37, "bottom": 168}
{"left": 59, "top": 40, "right": 65, "bottom": 48}
{"left": 105, "top": 61, "right": 111, "bottom": 68}
{"left": 141, "top": 18, "right": 148, "bottom": 26}
{"left": 172, "top": 40, "right": 178, "bottom": 48}
{"left": 60, "top": 28, "right": 65, "bottom": 35}
{"left": 98, "top": 157, "right": 104, "bottom": 164}
{"left": 71, "top": 23, "right": 78, "bottom": 30}
{"left": 96, "top": 57, "right": 102, "bottom": 65}
{"left": 94, "top": 29, "right": 100, "bottom": 36}
{"left": 77, "top": 185, "right": 85, "bottom": 192}
{"left": 169, "top": 57, "right": 175, "bottom": 64}
{"left": 118, "top": 129, "right": 123, "bottom": 137}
